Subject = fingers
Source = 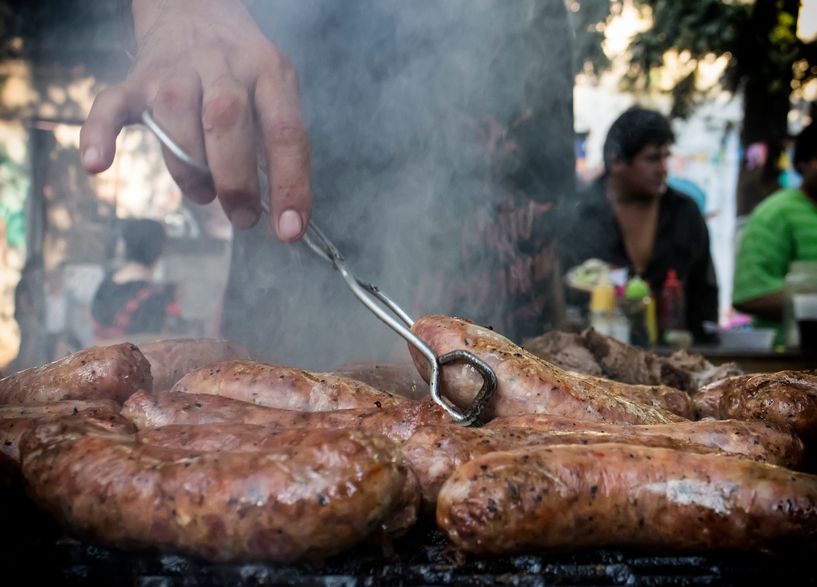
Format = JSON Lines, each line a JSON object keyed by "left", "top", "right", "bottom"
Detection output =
{"left": 152, "top": 73, "right": 216, "bottom": 205}
{"left": 197, "top": 47, "right": 261, "bottom": 229}
{"left": 254, "top": 52, "right": 311, "bottom": 242}
{"left": 80, "top": 85, "right": 143, "bottom": 174}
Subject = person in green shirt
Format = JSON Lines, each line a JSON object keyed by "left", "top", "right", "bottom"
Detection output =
{"left": 733, "top": 122, "right": 817, "bottom": 328}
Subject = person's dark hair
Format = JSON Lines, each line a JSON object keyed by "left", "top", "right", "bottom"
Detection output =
{"left": 121, "top": 219, "right": 166, "bottom": 266}
{"left": 603, "top": 106, "right": 675, "bottom": 171}
{"left": 794, "top": 123, "right": 817, "bottom": 169}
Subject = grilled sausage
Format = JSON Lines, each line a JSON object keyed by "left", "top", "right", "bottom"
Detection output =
{"left": 0, "top": 344, "right": 152, "bottom": 405}
{"left": 402, "top": 425, "right": 723, "bottom": 510}
{"left": 699, "top": 371, "right": 817, "bottom": 439}
{"left": 437, "top": 443, "right": 817, "bottom": 554}
{"left": 569, "top": 373, "right": 694, "bottom": 419}
{"left": 138, "top": 339, "right": 252, "bottom": 391}
{"left": 410, "top": 315, "right": 681, "bottom": 424}
{"left": 691, "top": 384, "right": 723, "bottom": 419}
{"left": 331, "top": 363, "right": 429, "bottom": 401}
{"left": 0, "top": 399, "right": 121, "bottom": 419}
{"left": 485, "top": 414, "right": 805, "bottom": 469}
{"left": 135, "top": 423, "right": 420, "bottom": 538}
{"left": 122, "top": 390, "right": 450, "bottom": 441}
{"left": 171, "top": 361, "right": 406, "bottom": 411}
{"left": 20, "top": 416, "right": 416, "bottom": 563}
{"left": 1, "top": 400, "right": 126, "bottom": 462}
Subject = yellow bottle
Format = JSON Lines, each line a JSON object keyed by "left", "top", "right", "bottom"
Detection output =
{"left": 645, "top": 293, "right": 658, "bottom": 346}
{"left": 590, "top": 280, "right": 616, "bottom": 337}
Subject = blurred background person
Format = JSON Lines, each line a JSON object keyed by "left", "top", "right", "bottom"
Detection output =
{"left": 732, "top": 122, "right": 817, "bottom": 336}
{"left": 91, "top": 218, "right": 181, "bottom": 343}
{"left": 561, "top": 106, "right": 719, "bottom": 343}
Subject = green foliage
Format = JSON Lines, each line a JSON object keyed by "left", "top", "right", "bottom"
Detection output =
{"left": 569, "top": 0, "right": 623, "bottom": 77}
{"left": 573, "top": 0, "right": 816, "bottom": 120}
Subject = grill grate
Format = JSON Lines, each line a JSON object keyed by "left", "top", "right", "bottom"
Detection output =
{"left": 2, "top": 489, "right": 816, "bottom": 587}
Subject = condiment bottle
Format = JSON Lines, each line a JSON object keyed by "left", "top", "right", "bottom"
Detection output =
{"left": 589, "top": 279, "right": 616, "bottom": 337}
{"left": 645, "top": 292, "right": 658, "bottom": 346}
{"left": 659, "top": 268, "right": 686, "bottom": 341}
{"left": 624, "top": 276, "right": 650, "bottom": 347}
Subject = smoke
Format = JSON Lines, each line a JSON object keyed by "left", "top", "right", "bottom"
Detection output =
{"left": 215, "top": 1, "right": 575, "bottom": 370}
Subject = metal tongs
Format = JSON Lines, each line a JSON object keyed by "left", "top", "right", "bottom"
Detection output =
{"left": 142, "top": 110, "right": 497, "bottom": 425}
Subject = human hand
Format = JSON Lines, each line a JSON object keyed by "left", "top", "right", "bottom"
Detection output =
{"left": 80, "top": 0, "right": 311, "bottom": 241}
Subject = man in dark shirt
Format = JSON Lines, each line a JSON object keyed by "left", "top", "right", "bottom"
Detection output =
{"left": 561, "top": 107, "right": 719, "bottom": 342}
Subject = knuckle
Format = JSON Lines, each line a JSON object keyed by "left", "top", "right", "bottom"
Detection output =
{"left": 154, "top": 78, "right": 199, "bottom": 114}
{"left": 265, "top": 120, "right": 308, "bottom": 149}
{"left": 202, "top": 89, "right": 248, "bottom": 132}
{"left": 253, "top": 46, "right": 299, "bottom": 87}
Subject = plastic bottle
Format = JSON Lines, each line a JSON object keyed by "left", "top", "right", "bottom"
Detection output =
{"left": 645, "top": 292, "right": 658, "bottom": 346}
{"left": 624, "top": 276, "right": 650, "bottom": 347}
{"left": 659, "top": 268, "right": 686, "bottom": 341}
{"left": 589, "top": 279, "right": 616, "bottom": 337}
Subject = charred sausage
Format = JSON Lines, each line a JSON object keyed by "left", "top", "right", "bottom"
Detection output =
{"left": 1, "top": 400, "right": 126, "bottom": 462}
{"left": 20, "top": 416, "right": 416, "bottom": 562}
{"left": 0, "top": 343, "right": 152, "bottom": 405}
{"left": 410, "top": 315, "right": 681, "bottom": 424}
{"left": 0, "top": 399, "right": 121, "bottom": 419}
{"left": 485, "top": 413, "right": 805, "bottom": 469}
{"left": 135, "top": 423, "right": 420, "bottom": 538}
{"left": 402, "top": 425, "right": 723, "bottom": 510}
{"left": 122, "top": 390, "right": 449, "bottom": 441}
{"left": 171, "top": 361, "right": 406, "bottom": 411}
{"left": 691, "top": 384, "right": 723, "bottom": 419}
{"left": 138, "top": 339, "right": 252, "bottom": 391}
{"left": 437, "top": 443, "right": 817, "bottom": 554}
{"left": 569, "top": 373, "right": 694, "bottom": 419}
{"left": 699, "top": 371, "right": 817, "bottom": 439}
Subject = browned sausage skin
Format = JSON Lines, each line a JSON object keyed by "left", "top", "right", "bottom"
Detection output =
{"left": 0, "top": 399, "right": 121, "bottom": 419}
{"left": 698, "top": 371, "right": 817, "bottom": 439}
{"left": 402, "top": 425, "right": 725, "bottom": 510}
{"left": 691, "top": 384, "right": 723, "bottom": 419}
{"left": 171, "top": 361, "right": 406, "bottom": 411}
{"left": 20, "top": 416, "right": 417, "bottom": 563}
{"left": 135, "top": 423, "right": 421, "bottom": 539}
{"left": 122, "top": 390, "right": 450, "bottom": 441}
{"left": 437, "top": 443, "right": 817, "bottom": 554}
{"left": 485, "top": 414, "right": 805, "bottom": 469}
{"left": 566, "top": 372, "right": 694, "bottom": 419}
{"left": 1, "top": 400, "right": 125, "bottom": 462}
{"left": 410, "top": 315, "right": 682, "bottom": 424}
{"left": 0, "top": 344, "right": 152, "bottom": 405}
{"left": 138, "top": 338, "right": 252, "bottom": 392}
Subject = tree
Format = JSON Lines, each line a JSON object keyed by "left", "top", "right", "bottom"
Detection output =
{"left": 571, "top": 0, "right": 816, "bottom": 214}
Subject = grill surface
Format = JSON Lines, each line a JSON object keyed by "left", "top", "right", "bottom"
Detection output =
{"left": 2, "top": 486, "right": 816, "bottom": 587}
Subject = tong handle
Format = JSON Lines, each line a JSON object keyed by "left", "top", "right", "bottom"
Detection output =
{"left": 141, "top": 109, "right": 497, "bottom": 425}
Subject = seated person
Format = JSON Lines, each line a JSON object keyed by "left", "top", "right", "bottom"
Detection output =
{"left": 733, "top": 122, "right": 817, "bottom": 331}
{"left": 91, "top": 219, "right": 180, "bottom": 342}
{"left": 561, "top": 106, "right": 719, "bottom": 343}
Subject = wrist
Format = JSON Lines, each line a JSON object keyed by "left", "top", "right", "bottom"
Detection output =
{"left": 131, "top": 0, "right": 170, "bottom": 44}
{"left": 131, "top": 0, "right": 250, "bottom": 46}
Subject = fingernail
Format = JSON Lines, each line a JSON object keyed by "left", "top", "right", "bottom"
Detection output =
{"left": 230, "top": 207, "right": 260, "bottom": 229}
{"left": 278, "top": 209, "right": 303, "bottom": 240}
{"left": 82, "top": 147, "right": 101, "bottom": 167}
